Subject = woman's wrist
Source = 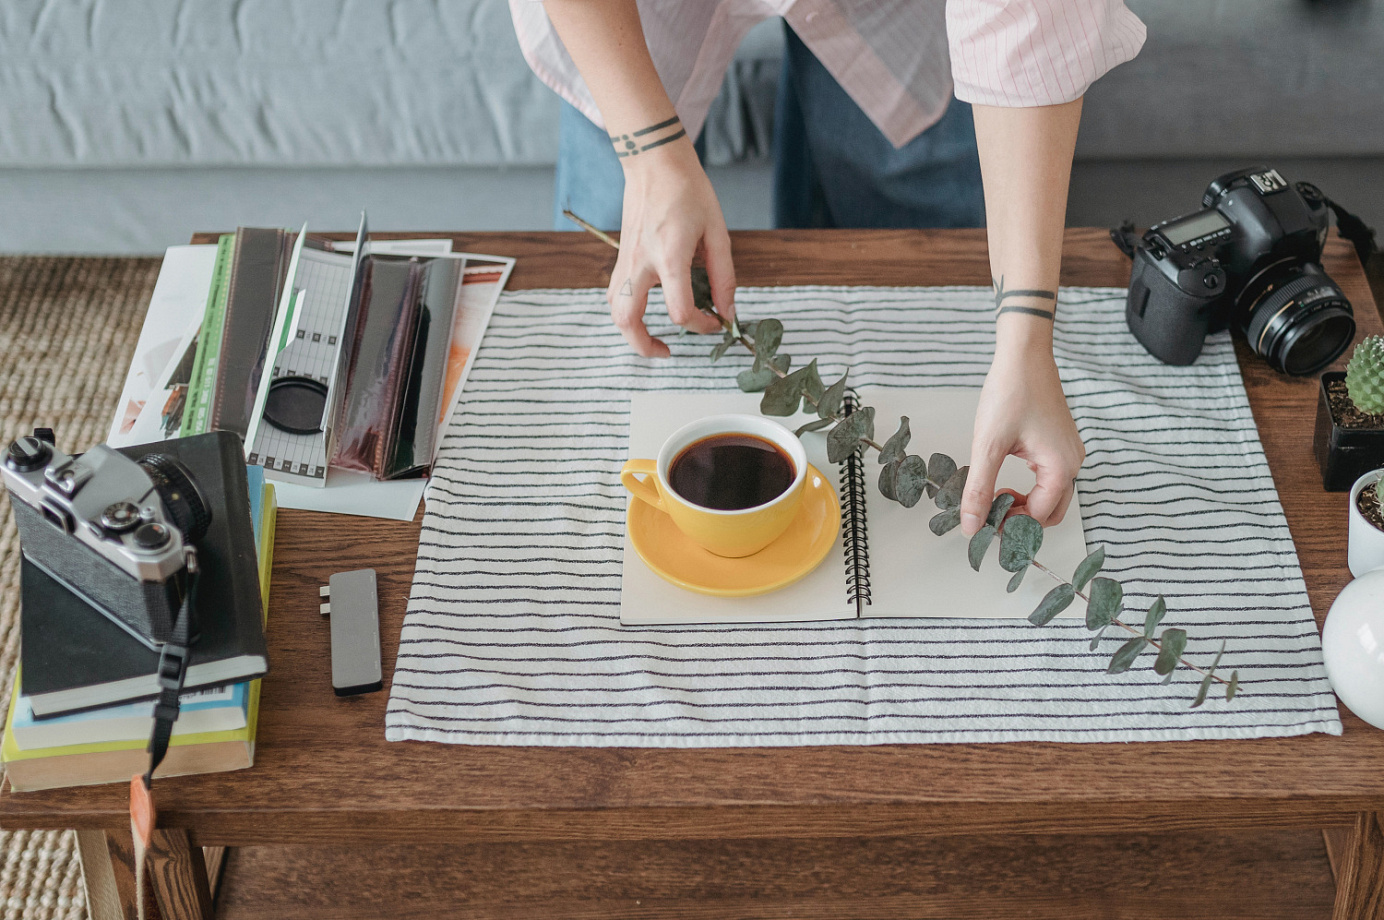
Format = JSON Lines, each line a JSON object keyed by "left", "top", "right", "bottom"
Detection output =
{"left": 611, "top": 112, "right": 692, "bottom": 169}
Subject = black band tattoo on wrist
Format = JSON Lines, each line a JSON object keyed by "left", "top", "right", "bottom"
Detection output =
{"left": 611, "top": 116, "right": 687, "bottom": 158}
{"left": 992, "top": 275, "right": 1057, "bottom": 321}
{"left": 997, "top": 305, "right": 1056, "bottom": 320}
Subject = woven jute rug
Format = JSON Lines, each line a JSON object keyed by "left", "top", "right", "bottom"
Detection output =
{"left": 0, "top": 256, "right": 160, "bottom": 920}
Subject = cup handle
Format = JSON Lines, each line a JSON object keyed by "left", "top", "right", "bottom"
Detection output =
{"left": 620, "top": 459, "right": 664, "bottom": 510}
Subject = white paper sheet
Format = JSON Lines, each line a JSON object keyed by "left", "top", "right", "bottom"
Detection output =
{"left": 108, "top": 245, "right": 217, "bottom": 446}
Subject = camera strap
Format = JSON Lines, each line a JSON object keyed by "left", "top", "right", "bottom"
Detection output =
{"left": 141, "top": 546, "right": 199, "bottom": 789}
{"left": 1309, "top": 187, "right": 1379, "bottom": 267}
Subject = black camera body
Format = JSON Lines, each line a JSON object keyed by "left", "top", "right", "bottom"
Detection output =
{"left": 2, "top": 431, "right": 211, "bottom": 647}
{"left": 1125, "top": 167, "right": 1355, "bottom": 375}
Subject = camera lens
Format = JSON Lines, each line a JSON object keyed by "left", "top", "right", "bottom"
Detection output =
{"left": 136, "top": 453, "right": 212, "bottom": 544}
{"left": 1240, "top": 262, "right": 1354, "bottom": 376}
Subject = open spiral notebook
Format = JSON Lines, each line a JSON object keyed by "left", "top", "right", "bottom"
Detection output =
{"left": 619, "top": 389, "right": 1090, "bottom": 625}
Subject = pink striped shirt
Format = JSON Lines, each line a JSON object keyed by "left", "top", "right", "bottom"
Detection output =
{"left": 509, "top": 0, "right": 1145, "bottom": 148}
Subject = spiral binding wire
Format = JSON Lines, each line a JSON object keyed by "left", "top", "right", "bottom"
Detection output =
{"left": 839, "top": 392, "right": 871, "bottom": 615}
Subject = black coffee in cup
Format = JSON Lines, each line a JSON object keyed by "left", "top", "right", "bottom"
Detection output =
{"left": 668, "top": 433, "right": 796, "bottom": 511}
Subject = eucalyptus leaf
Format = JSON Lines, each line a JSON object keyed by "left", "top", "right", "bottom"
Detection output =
{"left": 894, "top": 455, "right": 928, "bottom": 508}
{"left": 878, "top": 459, "right": 900, "bottom": 502}
{"left": 1192, "top": 670, "right": 1216, "bottom": 708}
{"left": 709, "top": 338, "right": 733, "bottom": 363}
{"left": 818, "top": 373, "right": 849, "bottom": 420}
{"left": 1153, "top": 628, "right": 1186, "bottom": 676}
{"left": 1072, "top": 547, "right": 1105, "bottom": 592}
{"left": 1007, "top": 568, "right": 1026, "bottom": 593}
{"left": 691, "top": 265, "right": 714, "bottom": 314}
{"left": 986, "top": 492, "right": 1016, "bottom": 529}
{"left": 1028, "top": 583, "right": 1075, "bottom": 626}
{"left": 1226, "top": 670, "right": 1240, "bottom": 701}
{"left": 1144, "top": 596, "right": 1167, "bottom": 637}
{"left": 753, "top": 318, "right": 783, "bottom": 360}
{"left": 929, "top": 508, "right": 962, "bottom": 536}
{"left": 761, "top": 367, "right": 809, "bottom": 416}
{"left": 998, "top": 515, "right": 1043, "bottom": 572}
{"left": 926, "top": 453, "right": 957, "bottom": 499}
{"left": 1085, "top": 577, "right": 1123, "bottom": 630}
{"left": 934, "top": 466, "right": 970, "bottom": 511}
{"left": 737, "top": 353, "right": 789, "bottom": 392}
{"left": 880, "top": 417, "right": 911, "bottom": 465}
{"left": 968, "top": 524, "right": 997, "bottom": 572}
{"left": 1108, "top": 636, "right": 1147, "bottom": 674}
{"left": 1090, "top": 627, "right": 1107, "bottom": 651}
{"left": 794, "top": 418, "right": 834, "bottom": 437}
{"left": 826, "top": 406, "right": 875, "bottom": 464}
{"left": 801, "top": 360, "right": 825, "bottom": 409}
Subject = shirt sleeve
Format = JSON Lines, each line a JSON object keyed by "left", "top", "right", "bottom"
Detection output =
{"left": 947, "top": 0, "right": 1146, "bottom": 107}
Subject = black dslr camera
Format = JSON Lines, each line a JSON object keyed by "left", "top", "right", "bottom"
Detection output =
{"left": 2, "top": 430, "right": 211, "bottom": 646}
{"left": 1120, "top": 167, "right": 1356, "bottom": 375}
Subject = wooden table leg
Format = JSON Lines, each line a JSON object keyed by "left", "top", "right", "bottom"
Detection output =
{"left": 76, "top": 830, "right": 142, "bottom": 920}
{"left": 203, "top": 846, "right": 228, "bottom": 902}
{"left": 148, "top": 829, "right": 214, "bottom": 920}
{"left": 1333, "top": 812, "right": 1384, "bottom": 920}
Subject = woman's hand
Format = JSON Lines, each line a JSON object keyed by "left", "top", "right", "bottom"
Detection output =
{"left": 960, "top": 339, "right": 1085, "bottom": 535}
{"left": 608, "top": 140, "right": 736, "bottom": 357}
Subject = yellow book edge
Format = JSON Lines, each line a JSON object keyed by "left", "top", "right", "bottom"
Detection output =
{"left": 2, "top": 482, "right": 275, "bottom": 784}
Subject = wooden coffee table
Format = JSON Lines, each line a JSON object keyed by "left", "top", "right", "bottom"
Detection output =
{"left": 3, "top": 229, "right": 1382, "bottom": 920}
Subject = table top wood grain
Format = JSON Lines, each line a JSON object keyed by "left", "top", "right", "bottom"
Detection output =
{"left": 4, "top": 228, "right": 1380, "bottom": 846}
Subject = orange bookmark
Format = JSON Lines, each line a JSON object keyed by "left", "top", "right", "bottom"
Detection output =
{"left": 129, "top": 775, "right": 156, "bottom": 920}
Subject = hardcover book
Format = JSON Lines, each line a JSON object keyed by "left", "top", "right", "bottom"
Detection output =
{"left": 20, "top": 432, "right": 268, "bottom": 717}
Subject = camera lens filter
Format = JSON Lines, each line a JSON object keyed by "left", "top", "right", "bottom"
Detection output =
{"left": 264, "top": 375, "right": 329, "bottom": 435}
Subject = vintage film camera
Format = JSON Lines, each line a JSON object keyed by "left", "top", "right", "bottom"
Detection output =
{"left": 2, "top": 430, "right": 210, "bottom": 647}
{"left": 1120, "top": 167, "right": 1357, "bottom": 375}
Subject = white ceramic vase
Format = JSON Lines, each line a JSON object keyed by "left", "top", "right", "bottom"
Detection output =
{"left": 1348, "top": 469, "right": 1384, "bottom": 578}
{"left": 1323, "top": 568, "right": 1384, "bottom": 730}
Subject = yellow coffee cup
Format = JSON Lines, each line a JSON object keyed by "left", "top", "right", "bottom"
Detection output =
{"left": 621, "top": 414, "right": 807, "bottom": 558}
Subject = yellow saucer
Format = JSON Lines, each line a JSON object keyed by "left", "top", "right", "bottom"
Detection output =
{"left": 628, "top": 464, "right": 841, "bottom": 598}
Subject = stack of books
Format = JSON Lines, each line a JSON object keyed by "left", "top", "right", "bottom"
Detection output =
{"left": 2, "top": 466, "right": 276, "bottom": 792}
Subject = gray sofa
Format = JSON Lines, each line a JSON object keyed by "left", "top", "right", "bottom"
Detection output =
{"left": 2, "top": 0, "right": 1380, "bottom": 253}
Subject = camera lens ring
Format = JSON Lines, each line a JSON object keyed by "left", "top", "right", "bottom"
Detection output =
{"left": 1241, "top": 263, "right": 1354, "bottom": 376}
{"left": 136, "top": 453, "right": 212, "bottom": 544}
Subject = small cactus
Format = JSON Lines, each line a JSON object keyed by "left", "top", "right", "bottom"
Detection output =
{"left": 1347, "top": 336, "right": 1384, "bottom": 414}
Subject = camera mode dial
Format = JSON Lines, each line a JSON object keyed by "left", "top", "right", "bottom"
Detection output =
{"left": 5, "top": 437, "right": 50, "bottom": 472}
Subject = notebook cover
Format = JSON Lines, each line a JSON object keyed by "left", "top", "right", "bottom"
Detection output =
{"left": 209, "top": 227, "right": 290, "bottom": 439}
{"left": 21, "top": 430, "right": 269, "bottom": 717}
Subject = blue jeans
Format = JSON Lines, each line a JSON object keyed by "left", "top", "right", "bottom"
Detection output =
{"left": 553, "top": 26, "right": 983, "bottom": 231}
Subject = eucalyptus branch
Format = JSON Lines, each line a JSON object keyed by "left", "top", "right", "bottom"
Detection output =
{"left": 567, "top": 210, "right": 1240, "bottom": 707}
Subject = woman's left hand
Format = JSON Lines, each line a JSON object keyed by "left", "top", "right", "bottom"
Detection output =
{"left": 960, "top": 344, "right": 1085, "bottom": 535}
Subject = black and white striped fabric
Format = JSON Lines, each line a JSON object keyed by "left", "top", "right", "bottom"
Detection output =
{"left": 386, "top": 285, "right": 1341, "bottom": 746}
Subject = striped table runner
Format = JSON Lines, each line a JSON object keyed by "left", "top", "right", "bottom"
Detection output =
{"left": 385, "top": 285, "right": 1341, "bottom": 747}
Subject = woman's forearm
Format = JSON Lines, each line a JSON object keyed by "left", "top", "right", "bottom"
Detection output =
{"left": 542, "top": 0, "right": 683, "bottom": 143}
{"left": 542, "top": 0, "right": 734, "bottom": 355}
{"left": 973, "top": 99, "right": 1083, "bottom": 357}
{"left": 960, "top": 99, "right": 1086, "bottom": 535}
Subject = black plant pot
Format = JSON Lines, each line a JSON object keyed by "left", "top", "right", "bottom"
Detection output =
{"left": 1316, "top": 371, "right": 1384, "bottom": 491}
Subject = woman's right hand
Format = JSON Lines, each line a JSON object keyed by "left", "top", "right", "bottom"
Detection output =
{"left": 608, "top": 138, "right": 737, "bottom": 357}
